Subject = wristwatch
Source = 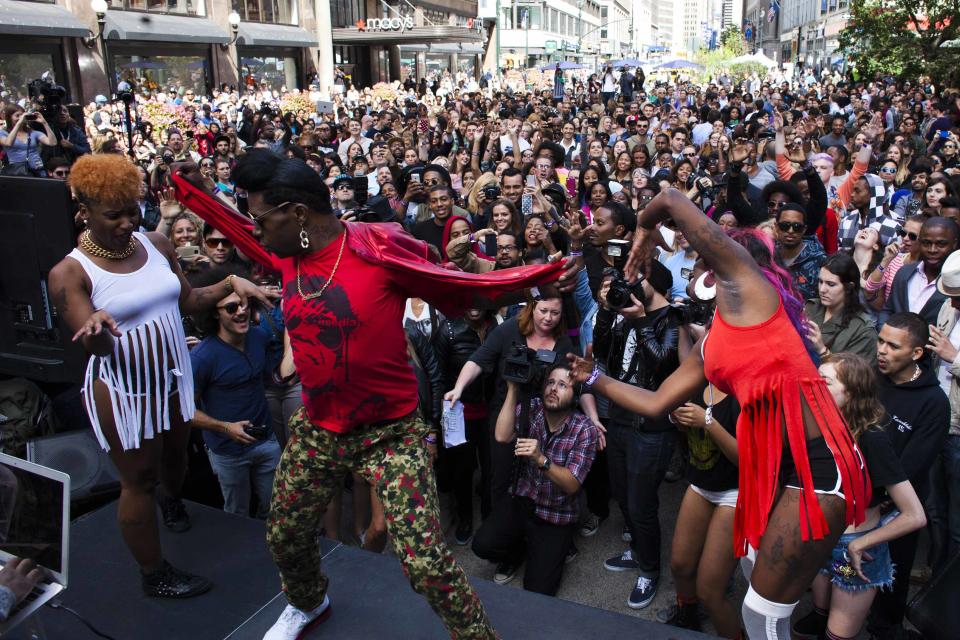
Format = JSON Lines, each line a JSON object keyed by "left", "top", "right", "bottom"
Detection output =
{"left": 538, "top": 456, "right": 552, "bottom": 471}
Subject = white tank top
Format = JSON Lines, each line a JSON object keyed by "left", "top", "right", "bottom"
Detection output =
{"left": 68, "top": 233, "right": 195, "bottom": 451}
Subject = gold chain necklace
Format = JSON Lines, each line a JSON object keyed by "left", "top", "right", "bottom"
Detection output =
{"left": 297, "top": 230, "right": 347, "bottom": 300}
{"left": 80, "top": 229, "right": 138, "bottom": 260}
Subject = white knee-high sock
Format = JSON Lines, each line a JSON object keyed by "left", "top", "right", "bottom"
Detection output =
{"left": 741, "top": 585, "right": 797, "bottom": 640}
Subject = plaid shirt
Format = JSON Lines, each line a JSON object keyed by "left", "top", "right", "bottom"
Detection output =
{"left": 838, "top": 210, "right": 900, "bottom": 251}
{"left": 512, "top": 398, "right": 598, "bottom": 525}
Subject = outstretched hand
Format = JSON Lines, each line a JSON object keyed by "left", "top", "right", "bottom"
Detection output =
{"left": 567, "top": 344, "right": 596, "bottom": 384}
{"left": 623, "top": 226, "right": 655, "bottom": 283}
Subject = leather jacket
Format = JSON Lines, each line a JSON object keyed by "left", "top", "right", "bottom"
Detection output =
{"left": 593, "top": 304, "right": 682, "bottom": 428}
{"left": 434, "top": 317, "right": 495, "bottom": 408}
{"left": 406, "top": 326, "right": 443, "bottom": 424}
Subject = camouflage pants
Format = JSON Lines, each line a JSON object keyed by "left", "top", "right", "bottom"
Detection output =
{"left": 267, "top": 407, "right": 497, "bottom": 640}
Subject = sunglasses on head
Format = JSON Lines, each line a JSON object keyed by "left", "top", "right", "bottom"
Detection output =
{"left": 777, "top": 221, "right": 806, "bottom": 233}
{"left": 217, "top": 301, "right": 246, "bottom": 315}
{"left": 897, "top": 228, "right": 919, "bottom": 241}
{"left": 204, "top": 237, "right": 234, "bottom": 249}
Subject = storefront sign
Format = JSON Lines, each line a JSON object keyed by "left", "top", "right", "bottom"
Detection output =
{"left": 356, "top": 16, "right": 414, "bottom": 32}
{"left": 545, "top": 40, "right": 557, "bottom": 52}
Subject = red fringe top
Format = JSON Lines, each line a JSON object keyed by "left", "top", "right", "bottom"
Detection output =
{"left": 703, "top": 299, "right": 870, "bottom": 556}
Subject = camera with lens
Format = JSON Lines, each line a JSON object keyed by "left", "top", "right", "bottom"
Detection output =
{"left": 345, "top": 175, "right": 396, "bottom": 223}
{"left": 161, "top": 152, "right": 175, "bottom": 165}
{"left": 676, "top": 301, "right": 713, "bottom": 325}
{"left": 502, "top": 342, "right": 558, "bottom": 390}
{"left": 27, "top": 74, "right": 66, "bottom": 121}
{"left": 481, "top": 185, "right": 501, "bottom": 200}
{"left": 604, "top": 238, "right": 646, "bottom": 311}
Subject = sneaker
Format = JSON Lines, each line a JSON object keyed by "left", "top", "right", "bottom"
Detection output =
{"left": 792, "top": 609, "right": 827, "bottom": 638}
{"left": 263, "top": 596, "right": 331, "bottom": 640}
{"left": 141, "top": 560, "right": 212, "bottom": 599}
{"left": 604, "top": 549, "right": 640, "bottom": 572}
{"left": 621, "top": 525, "right": 632, "bottom": 543}
{"left": 158, "top": 495, "right": 191, "bottom": 533}
{"left": 627, "top": 574, "right": 658, "bottom": 609}
{"left": 455, "top": 520, "right": 473, "bottom": 546}
{"left": 579, "top": 513, "right": 601, "bottom": 537}
{"left": 565, "top": 543, "right": 579, "bottom": 564}
{"left": 657, "top": 604, "right": 709, "bottom": 624}
{"left": 493, "top": 562, "right": 519, "bottom": 585}
{"left": 663, "top": 602, "right": 701, "bottom": 631}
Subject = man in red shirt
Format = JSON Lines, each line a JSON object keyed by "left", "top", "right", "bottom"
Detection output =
{"left": 172, "top": 151, "right": 577, "bottom": 640}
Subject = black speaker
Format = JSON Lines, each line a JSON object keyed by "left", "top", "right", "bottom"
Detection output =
{"left": 26, "top": 430, "right": 120, "bottom": 500}
{"left": 0, "top": 176, "right": 85, "bottom": 383}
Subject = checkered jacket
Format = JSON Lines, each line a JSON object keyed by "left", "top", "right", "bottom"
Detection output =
{"left": 512, "top": 398, "right": 598, "bottom": 526}
{"left": 838, "top": 174, "right": 900, "bottom": 251}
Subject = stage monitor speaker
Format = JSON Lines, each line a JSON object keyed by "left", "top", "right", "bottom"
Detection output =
{"left": 26, "top": 430, "right": 120, "bottom": 500}
{"left": 0, "top": 176, "right": 85, "bottom": 383}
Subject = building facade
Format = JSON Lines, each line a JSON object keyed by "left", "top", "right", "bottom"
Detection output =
{"left": 778, "top": 0, "right": 849, "bottom": 71}
{"left": 744, "top": 0, "right": 780, "bottom": 60}
{"left": 495, "top": 0, "right": 601, "bottom": 69}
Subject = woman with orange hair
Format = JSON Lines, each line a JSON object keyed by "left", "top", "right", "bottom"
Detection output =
{"left": 48, "top": 154, "right": 272, "bottom": 598}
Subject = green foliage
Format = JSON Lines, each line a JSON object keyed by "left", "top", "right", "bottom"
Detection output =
{"left": 839, "top": 0, "right": 960, "bottom": 80}
{"left": 695, "top": 28, "right": 757, "bottom": 81}
{"left": 720, "top": 25, "right": 747, "bottom": 56}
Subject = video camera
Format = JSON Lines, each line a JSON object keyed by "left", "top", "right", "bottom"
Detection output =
{"left": 604, "top": 238, "right": 646, "bottom": 311}
{"left": 343, "top": 174, "right": 395, "bottom": 223}
{"left": 27, "top": 73, "right": 66, "bottom": 121}
{"left": 675, "top": 301, "right": 713, "bottom": 326}
{"left": 502, "top": 342, "right": 558, "bottom": 390}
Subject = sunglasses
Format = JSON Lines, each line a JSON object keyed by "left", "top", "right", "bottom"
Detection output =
{"left": 767, "top": 200, "right": 786, "bottom": 210}
{"left": 200, "top": 162, "right": 215, "bottom": 168}
{"left": 53, "top": 170, "right": 70, "bottom": 177}
{"left": 897, "top": 228, "right": 919, "bottom": 241}
{"left": 204, "top": 237, "right": 234, "bottom": 249}
{"left": 217, "top": 301, "right": 247, "bottom": 315}
{"left": 776, "top": 221, "right": 806, "bottom": 233}
{"left": 879, "top": 167, "right": 897, "bottom": 174}
{"left": 248, "top": 200, "right": 291, "bottom": 223}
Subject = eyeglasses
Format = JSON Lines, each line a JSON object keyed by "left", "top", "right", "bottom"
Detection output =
{"left": 248, "top": 201, "right": 290, "bottom": 224}
{"left": 204, "top": 237, "right": 234, "bottom": 249}
{"left": 776, "top": 221, "right": 806, "bottom": 233}
{"left": 682, "top": 152, "right": 696, "bottom": 158}
{"left": 879, "top": 167, "right": 898, "bottom": 174}
{"left": 200, "top": 162, "right": 215, "bottom": 168}
{"left": 897, "top": 228, "right": 919, "bottom": 241}
{"left": 52, "top": 170, "right": 70, "bottom": 177}
{"left": 767, "top": 200, "right": 786, "bottom": 210}
{"left": 217, "top": 301, "right": 246, "bottom": 315}
{"left": 497, "top": 244, "right": 518, "bottom": 252}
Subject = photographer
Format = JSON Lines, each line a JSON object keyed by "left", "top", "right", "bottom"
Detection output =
{"left": 592, "top": 258, "right": 683, "bottom": 610}
{"left": 330, "top": 174, "right": 358, "bottom": 217}
{"left": 1, "top": 105, "right": 56, "bottom": 176}
{"left": 471, "top": 364, "right": 598, "bottom": 595}
{"left": 42, "top": 104, "right": 90, "bottom": 165}
{"left": 188, "top": 267, "right": 282, "bottom": 518}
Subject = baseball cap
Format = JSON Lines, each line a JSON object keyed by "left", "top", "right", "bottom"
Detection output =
{"left": 95, "top": 94, "right": 108, "bottom": 105}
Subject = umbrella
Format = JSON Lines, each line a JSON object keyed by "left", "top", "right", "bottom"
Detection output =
{"left": 537, "top": 61, "right": 585, "bottom": 71}
{"left": 726, "top": 52, "right": 777, "bottom": 68}
{"left": 121, "top": 60, "right": 166, "bottom": 70}
{"left": 610, "top": 58, "right": 642, "bottom": 69}
{"left": 655, "top": 59, "right": 703, "bottom": 70}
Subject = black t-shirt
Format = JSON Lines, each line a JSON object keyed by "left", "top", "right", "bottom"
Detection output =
{"left": 859, "top": 428, "right": 908, "bottom": 508}
{"left": 686, "top": 392, "right": 740, "bottom": 492}
{"left": 468, "top": 316, "right": 576, "bottom": 418}
{"left": 584, "top": 247, "right": 609, "bottom": 301}
{"left": 411, "top": 218, "right": 446, "bottom": 255}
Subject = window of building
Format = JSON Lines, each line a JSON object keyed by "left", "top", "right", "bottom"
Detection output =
{"left": 551, "top": 8, "right": 559, "bottom": 33}
{"left": 232, "top": 0, "right": 297, "bottom": 24}
{"left": 238, "top": 50, "right": 299, "bottom": 92}
{"left": 500, "top": 5, "right": 513, "bottom": 29}
{"left": 330, "top": 0, "right": 364, "bottom": 28}
{"left": 519, "top": 5, "right": 541, "bottom": 29}
{"left": 0, "top": 49, "right": 62, "bottom": 104}
{"left": 113, "top": 53, "right": 209, "bottom": 95}
{"left": 119, "top": 0, "right": 206, "bottom": 16}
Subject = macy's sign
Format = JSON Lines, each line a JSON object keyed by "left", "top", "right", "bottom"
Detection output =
{"left": 356, "top": 16, "right": 415, "bottom": 32}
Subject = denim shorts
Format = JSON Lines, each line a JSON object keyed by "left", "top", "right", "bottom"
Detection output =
{"left": 820, "top": 527, "right": 895, "bottom": 592}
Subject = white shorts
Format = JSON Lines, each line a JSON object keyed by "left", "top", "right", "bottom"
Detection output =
{"left": 690, "top": 483, "right": 739, "bottom": 509}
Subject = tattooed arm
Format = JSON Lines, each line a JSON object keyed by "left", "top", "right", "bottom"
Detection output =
{"left": 629, "top": 188, "right": 780, "bottom": 325}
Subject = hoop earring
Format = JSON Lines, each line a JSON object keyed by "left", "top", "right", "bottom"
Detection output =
{"left": 300, "top": 227, "right": 310, "bottom": 249}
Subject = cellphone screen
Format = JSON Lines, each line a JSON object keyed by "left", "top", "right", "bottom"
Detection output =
{"left": 526, "top": 174, "right": 537, "bottom": 188}
{"left": 483, "top": 234, "right": 497, "bottom": 257}
{"left": 521, "top": 194, "right": 533, "bottom": 216}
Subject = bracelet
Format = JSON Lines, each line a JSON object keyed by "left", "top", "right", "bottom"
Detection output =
{"left": 468, "top": 233, "right": 475, "bottom": 243}
{"left": 568, "top": 250, "right": 583, "bottom": 257}
{"left": 224, "top": 274, "right": 236, "bottom": 293}
{"left": 585, "top": 364, "right": 601, "bottom": 388}
{"left": 876, "top": 263, "right": 885, "bottom": 272}
{"left": 221, "top": 423, "right": 229, "bottom": 433}
{"left": 424, "top": 433, "right": 438, "bottom": 445}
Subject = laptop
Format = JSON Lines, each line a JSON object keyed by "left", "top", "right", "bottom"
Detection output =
{"left": 0, "top": 452, "right": 70, "bottom": 636}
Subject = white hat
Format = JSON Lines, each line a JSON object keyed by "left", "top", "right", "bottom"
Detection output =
{"left": 937, "top": 250, "right": 960, "bottom": 297}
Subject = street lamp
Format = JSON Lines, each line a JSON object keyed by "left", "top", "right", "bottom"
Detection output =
{"left": 758, "top": 9, "right": 765, "bottom": 56}
{"left": 82, "top": 0, "right": 108, "bottom": 49}
{"left": 220, "top": 10, "right": 241, "bottom": 50}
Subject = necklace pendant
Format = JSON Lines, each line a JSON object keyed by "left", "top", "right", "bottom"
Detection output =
{"left": 704, "top": 406, "right": 713, "bottom": 426}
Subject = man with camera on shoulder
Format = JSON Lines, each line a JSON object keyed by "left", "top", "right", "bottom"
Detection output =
{"left": 592, "top": 251, "right": 682, "bottom": 610}
{"left": 188, "top": 267, "right": 282, "bottom": 520}
{"left": 471, "top": 363, "right": 599, "bottom": 595}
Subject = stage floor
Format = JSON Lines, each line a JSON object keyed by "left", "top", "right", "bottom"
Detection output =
{"left": 13, "top": 501, "right": 709, "bottom": 639}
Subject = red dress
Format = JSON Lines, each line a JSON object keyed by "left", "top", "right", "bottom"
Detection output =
{"left": 702, "top": 299, "right": 869, "bottom": 556}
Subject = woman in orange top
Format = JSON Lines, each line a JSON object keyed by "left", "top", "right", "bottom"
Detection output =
{"left": 569, "top": 189, "right": 869, "bottom": 640}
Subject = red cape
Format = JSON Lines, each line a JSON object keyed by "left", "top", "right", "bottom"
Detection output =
{"left": 171, "top": 174, "right": 566, "bottom": 317}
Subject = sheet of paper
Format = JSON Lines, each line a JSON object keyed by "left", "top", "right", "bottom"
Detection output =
{"left": 442, "top": 400, "right": 466, "bottom": 448}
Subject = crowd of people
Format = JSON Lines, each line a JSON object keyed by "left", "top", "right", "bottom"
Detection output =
{"left": 4, "top": 61, "right": 960, "bottom": 640}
